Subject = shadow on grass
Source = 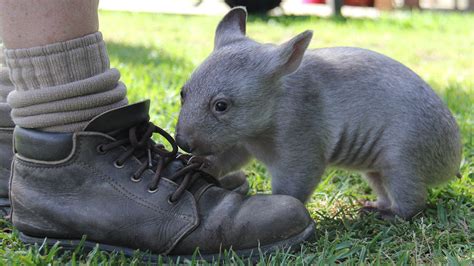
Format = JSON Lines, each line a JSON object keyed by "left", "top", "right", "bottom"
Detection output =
{"left": 308, "top": 196, "right": 471, "bottom": 262}
{"left": 106, "top": 41, "right": 193, "bottom": 69}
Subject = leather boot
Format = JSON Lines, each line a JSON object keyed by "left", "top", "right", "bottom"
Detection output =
{"left": 10, "top": 101, "right": 314, "bottom": 260}
{"left": 0, "top": 127, "right": 13, "bottom": 217}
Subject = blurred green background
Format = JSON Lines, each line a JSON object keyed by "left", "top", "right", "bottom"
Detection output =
{"left": 1, "top": 9, "right": 472, "bottom": 265}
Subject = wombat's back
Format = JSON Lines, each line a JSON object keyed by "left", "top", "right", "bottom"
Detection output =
{"left": 283, "top": 47, "right": 461, "bottom": 183}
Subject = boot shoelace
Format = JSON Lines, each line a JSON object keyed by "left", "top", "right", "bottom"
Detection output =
{"left": 96, "top": 122, "right": 213, "bottom": 203}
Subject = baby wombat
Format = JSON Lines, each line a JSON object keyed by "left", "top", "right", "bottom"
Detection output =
{"left": 175, "top": 7, "right": 462, "bottom": 219}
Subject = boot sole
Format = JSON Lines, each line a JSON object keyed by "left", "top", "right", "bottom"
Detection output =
{"left": 19, "top": 221, "right": 315, "bottom": 262}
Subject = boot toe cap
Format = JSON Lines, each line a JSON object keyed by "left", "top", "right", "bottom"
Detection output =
{"left": 237, "top": 194, "right": 314, "bottom": 246}
{"left": 170, "top": 189, "right": 314, "bottom": 256}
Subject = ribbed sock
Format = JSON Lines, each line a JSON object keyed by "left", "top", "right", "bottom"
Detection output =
{"left": 4, "top": 32, "right": 127, "bottom": 132}
{"left": 0, "top": 41, "right": 14, "bottom": 128}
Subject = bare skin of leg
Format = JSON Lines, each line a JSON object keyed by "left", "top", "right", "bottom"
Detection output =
{"left": 0, "top": 0, "right": 99, "bottom": 49}
{"left": 363, "top": 171, "right": 391, "bottom": 210}
{"left": 360, "top": 171, "right": 396, "bottom": 220}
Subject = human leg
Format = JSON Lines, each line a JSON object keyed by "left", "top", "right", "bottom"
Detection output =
{"left": 0, "top": 0, "right": 127, "bottom": 132}
{"left": 0, "top": 41, "right": 14, "bottom": 216}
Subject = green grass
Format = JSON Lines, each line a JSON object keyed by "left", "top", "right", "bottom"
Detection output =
{"left": 1, "top": 10, "right": 473, "bottom": 265}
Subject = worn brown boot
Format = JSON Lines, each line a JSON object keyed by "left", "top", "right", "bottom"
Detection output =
{"left": 10, "top": 101, "right": 315, "bottom": 261}
{"left": 0, "top": 127, "right": 13, "bottom": 217}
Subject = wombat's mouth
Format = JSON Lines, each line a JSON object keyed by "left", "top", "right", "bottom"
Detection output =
{"left": 192, "top": 144, "right": 231, "bottom": 157}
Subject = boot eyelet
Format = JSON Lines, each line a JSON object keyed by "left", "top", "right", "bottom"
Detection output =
{"left": 168, "top": 195, "right": 177, "bottom": 205}
{"left": 148, "top": 186, "right": 158, "bottom": 193}
{"left": 114, "top": 160, "right": 124, "bottom": 169}
{"left": 130, "top": 176, "right": 142, "bottom": 183}
{"left": 96, "top": 144, "right": 107, "bottom": 154}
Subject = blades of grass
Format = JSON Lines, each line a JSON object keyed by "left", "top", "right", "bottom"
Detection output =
{"left": 358, "top": 246, "right": 367, "bottom": 265}
{"left": 437, "top": 204, "right": 448, "bottom": 227}
{"left": 45, "top": 241, "right": 61, "bottom": 262}
{"left": 396, "top": 250, "right": 409, "bottom": 266}
{"left": 73, "top": 235, "right": 87, "bottom": 255}
{"left": 444, "top": 250, "right": 461, "bottom": 266}
{"left": 86, "top": 244, "right": 100, "bottom": 265}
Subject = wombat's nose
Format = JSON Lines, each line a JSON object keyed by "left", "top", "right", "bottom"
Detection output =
{"left": 176, "top": 134, "right": 192, "bottom": 153}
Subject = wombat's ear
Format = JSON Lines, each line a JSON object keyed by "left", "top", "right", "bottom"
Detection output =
{"left": 214, "top": 7, "right": 247, "bottom": 50}
{"left": 273, "top": 30, "right": 313, "bottom": 76}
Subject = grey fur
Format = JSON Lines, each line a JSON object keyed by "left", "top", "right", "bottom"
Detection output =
{"left": 176, "top": 7, "right": 462, "bottom": 219}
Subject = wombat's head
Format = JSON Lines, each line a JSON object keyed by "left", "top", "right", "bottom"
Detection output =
{"left": 176, "top": 7, "right": 312, "bottom": 155}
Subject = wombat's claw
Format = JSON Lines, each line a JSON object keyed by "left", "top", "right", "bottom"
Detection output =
{"left": 363, "top": 201, "right": 378, "bottom": 208}
{"left": 219, "top": 171, "right": 250, "bottom": 195}
{"left": 232, "top": 179, "right": 250, "bottom": 195}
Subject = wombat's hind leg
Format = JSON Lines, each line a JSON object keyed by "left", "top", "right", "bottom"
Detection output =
{"left": 362, "top": 171, "right": 391, "bottom": 210}
{"left": 384, "top": 169, "right": 427, "bottom": 219}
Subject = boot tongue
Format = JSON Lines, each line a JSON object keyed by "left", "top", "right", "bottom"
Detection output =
{"left": 83, "top": 101, "right": 150, "bottom": 133}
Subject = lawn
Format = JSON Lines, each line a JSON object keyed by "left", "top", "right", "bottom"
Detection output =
{"left": 1, "top": 10, "right": 473, "bottom": 265}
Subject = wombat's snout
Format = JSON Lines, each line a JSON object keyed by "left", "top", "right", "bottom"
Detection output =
{"left": 175, "top": 134, "right": 192, "bottom": 153}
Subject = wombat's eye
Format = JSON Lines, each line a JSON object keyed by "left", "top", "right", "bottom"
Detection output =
{"left": 214, "top": 101, "right": 228, "bottom": 112}
{"left": 180, "top": 90, "right": 185, "bottom": 103}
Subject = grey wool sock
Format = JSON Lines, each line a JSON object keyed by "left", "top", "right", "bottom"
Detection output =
{"left": 0, "top": 41, "right": 14, "bottom": 128}
{"left": 4, "top": 32, "right": 128, "bottom": 132}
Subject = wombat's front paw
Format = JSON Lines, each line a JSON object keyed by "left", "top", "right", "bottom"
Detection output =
{"left": 219, "top": 171, "right": 249, "bottom": 195}
{"left": 359, "top": 204, "right": 396, "bottom": 221}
